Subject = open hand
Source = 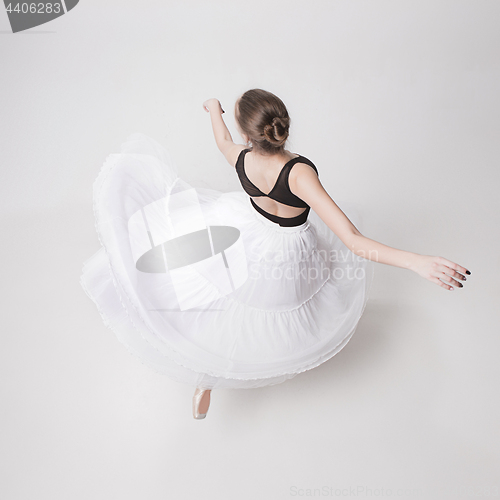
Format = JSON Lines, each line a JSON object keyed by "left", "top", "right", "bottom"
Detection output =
{"left": 202, "top": 98, "right": 225, "bottom": 114}
{"left": 411, "top": 255, "right": 470, "bottom": 290}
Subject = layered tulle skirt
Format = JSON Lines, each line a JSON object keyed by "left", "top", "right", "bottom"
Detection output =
{"left": 79, "top": 133, "right": 374, "bottom": 389}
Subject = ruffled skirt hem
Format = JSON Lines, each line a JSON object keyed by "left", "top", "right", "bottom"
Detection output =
{"left": 79, "top": 133, "right": 374, "bottom": 389}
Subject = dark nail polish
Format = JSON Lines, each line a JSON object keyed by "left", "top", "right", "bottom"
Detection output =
{"left": 466, "top": 270, "right": 471, "bottom": 275}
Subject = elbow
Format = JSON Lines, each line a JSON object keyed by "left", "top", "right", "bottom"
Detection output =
{"left": 341, "top": 231, "right": 363, "bottom": 255}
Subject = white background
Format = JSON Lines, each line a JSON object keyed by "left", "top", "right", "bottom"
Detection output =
{"left": 1, "top": 1, "right": 499, "bottom": 499}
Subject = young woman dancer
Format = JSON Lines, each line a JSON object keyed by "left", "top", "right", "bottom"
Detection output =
{"left": 80, "top": 89, "right": 470, "bottom": 420}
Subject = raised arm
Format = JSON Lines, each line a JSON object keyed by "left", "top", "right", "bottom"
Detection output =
{"left": 289, "top": 163, "right": 470, "bottom": 291}
{"left": 202, "top": 98, "right": 246, "bottom": 167}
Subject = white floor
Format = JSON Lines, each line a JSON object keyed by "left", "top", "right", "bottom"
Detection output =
{"left": 1, "top": 202, "right": 497, "bottom": 500}
{"left": 1, "top": 2, "right": 499, "bottom": 499}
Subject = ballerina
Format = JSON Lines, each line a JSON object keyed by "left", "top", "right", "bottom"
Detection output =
{"left": 80, "top": 88, "right": 470, "bottom": 421}
{"left": 193, "top": 89, "right": 470, "bottom": 418}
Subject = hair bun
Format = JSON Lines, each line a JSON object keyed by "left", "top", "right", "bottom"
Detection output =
{"left": 263, "top": 116, "right": 289, "bottom": 147}
{"left": 236, "top": 89, "right": 291, "bottom": 153}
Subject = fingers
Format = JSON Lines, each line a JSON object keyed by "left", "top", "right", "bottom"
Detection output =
{"left": 436, "top": 264, "right": 466, "bottom": 282}
{"left": 202, "top": 102, "right": 224, "bottom": 114}
{"left": 431, "top": 264, "right": 464, "bottom": 289}
{"left": 439, "top": 273, "right": 463, "bottom": 288}
{"left": 438, "top": 256, "right": 471, "bottom": 277}
{"left": 430, "top": 265, "right": 467, "bottom": 290}
{"left": 431, "top": 276, "right": 454, "bottom": 291}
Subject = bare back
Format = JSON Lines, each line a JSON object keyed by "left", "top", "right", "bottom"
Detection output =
{"left": 237, "top": 149, "right": 316, "bottom": 219}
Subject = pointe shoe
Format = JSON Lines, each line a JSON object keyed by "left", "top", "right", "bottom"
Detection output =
{"left": 192, "top": 388, "right": 211, "bottom": 420}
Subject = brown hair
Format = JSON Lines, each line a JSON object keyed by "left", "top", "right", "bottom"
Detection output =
{"left": 235, "top": 89, "right": 290, "bottom": 155}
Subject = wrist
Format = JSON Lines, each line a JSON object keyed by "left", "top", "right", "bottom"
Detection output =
{"left": 208, "top": 99, "right": 221, "bottom": 112}
{"left": 406, "top": 253, "right": 422, "bottom": 272}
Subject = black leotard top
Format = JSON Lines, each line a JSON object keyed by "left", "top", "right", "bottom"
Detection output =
{"left": 235, "top": 148, "right": 319, "bottom": 227}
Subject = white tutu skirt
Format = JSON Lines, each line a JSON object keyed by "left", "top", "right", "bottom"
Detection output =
{"left": 80, "top": 133, "right": 374, "bottom": 390}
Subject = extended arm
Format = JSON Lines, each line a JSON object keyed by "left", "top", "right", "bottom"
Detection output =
{"left": 202, "top": 98, "right": 245, "bottom": 167}
{"left": 289, "top": 164, "right": 470, "bottom": 290}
